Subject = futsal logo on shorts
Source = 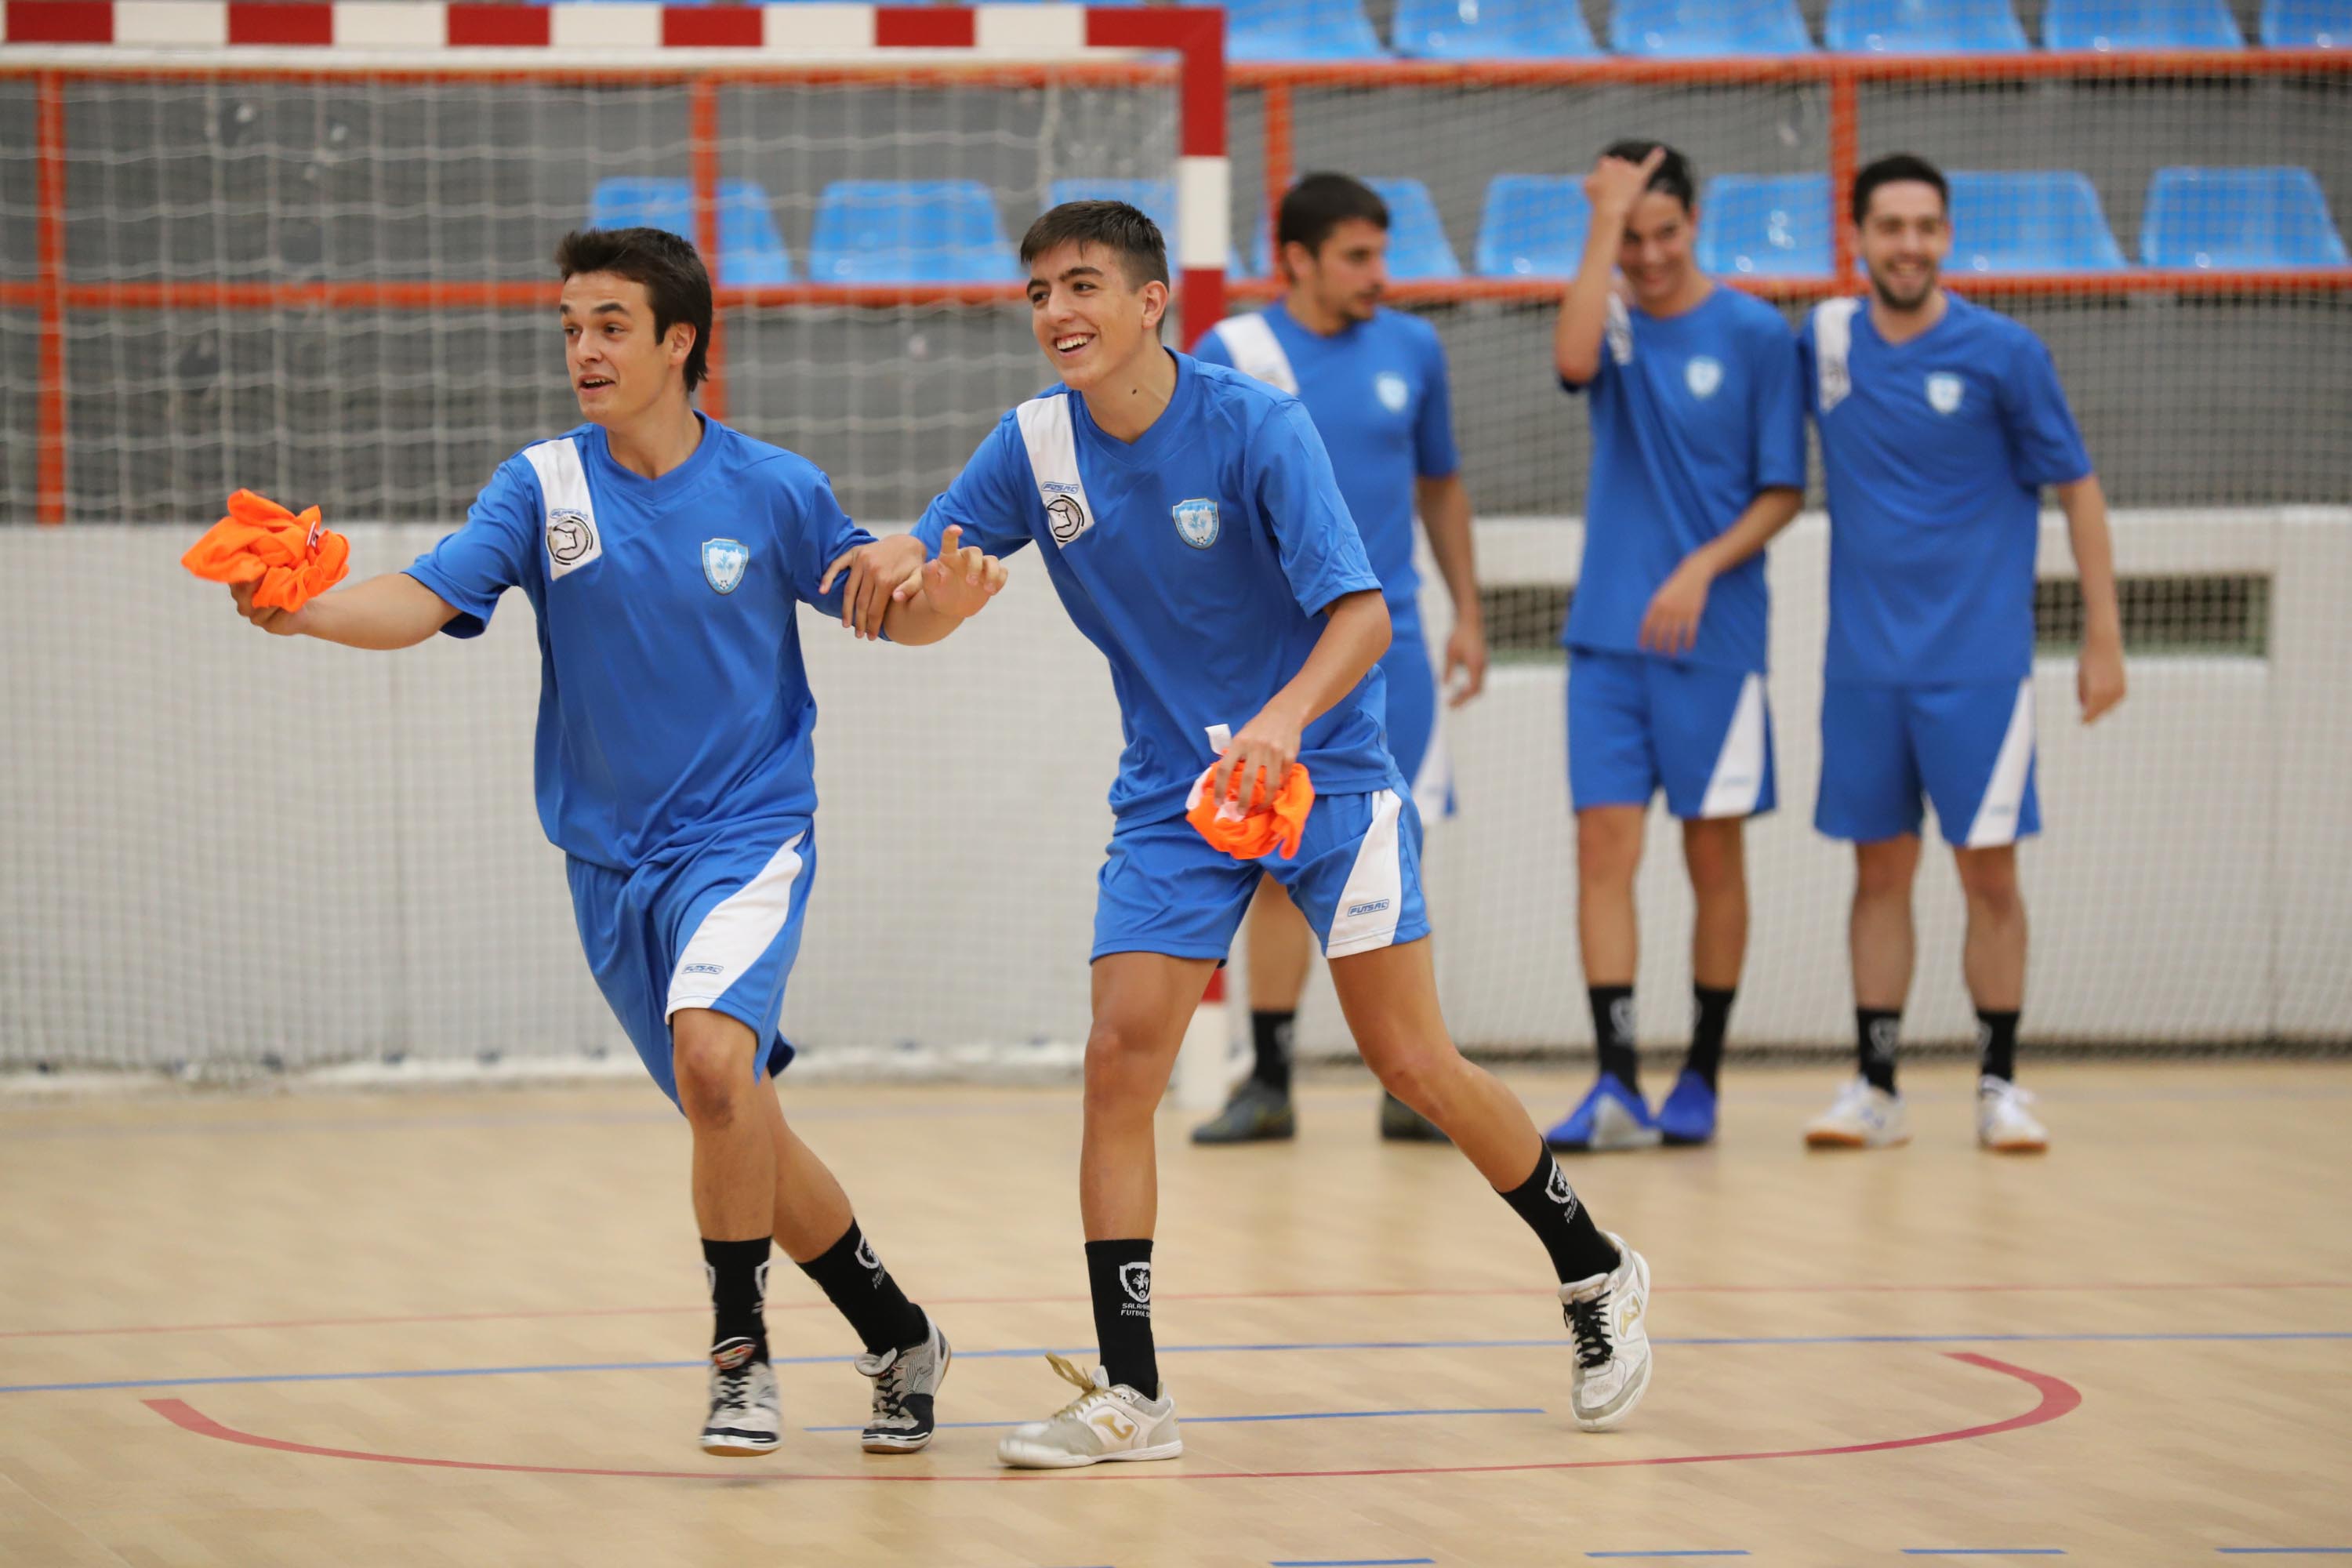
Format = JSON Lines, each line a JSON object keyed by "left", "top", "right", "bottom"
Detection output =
{"left": 1545, "top": 1163, "right": 1581, "bottom": 1220}
{"left": 1172, "top": 498, "right": 1220, "bottom": 550}
{"left": 546, "top": 510, "right": 596, "bottom": 566}
{"left": 1686, "top": 356, "right": 1723, "bottom": 399}
{"left": 1040, "top": 481, "right": 1093, "bottom": 546}
{"left": 1926, "top": 372, "right": 1965, "bottom": 414}
{"left": 1375, "top": 372, "right": 1410, "bottom": 413}
{"left": 702, "top": 538, "right": 750, "bottom": 595}
{"left": 1119, "top": 1261, "right": 1153, "bottom": 1319}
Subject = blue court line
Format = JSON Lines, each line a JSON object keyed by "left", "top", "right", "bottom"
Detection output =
{"left": 7, "top": 1330, "right": 2346, "bottom": 1397}
{"left": 803, "top": 1406, "right": 1539, "bottom": 1433}
{"left": 1271, "top": 1559, "right": 1436, "bottom": 1566}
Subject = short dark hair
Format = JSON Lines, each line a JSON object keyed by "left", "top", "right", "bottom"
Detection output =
{"left": 554, "top": 226, "right": 713, "bottom": 391}
{"left": 1018, "top": 200, "right": 1170, "bottom": 291}
{"left": 1852, "top": 153, "right": 1948, "bottom": 225}
{"left": 1277, "top": 172, "right": 1389, "bottom": 260}
{"left": 1600, "top": 139, "right": 1697, "bottom": 211}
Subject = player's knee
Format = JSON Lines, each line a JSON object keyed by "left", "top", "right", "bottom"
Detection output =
{"left": 1082, "top": 1021, "right": 1163, "bottom": 1117}
{"left": 1367, "top": 1040, "right": 1461, "bottom": 1116}
{"left": 1956, "top": 850, "right": 2022, "bottom": 917}
{"left": 1682, "top": 821, "right": 1746, "bottom": 896}
{"left": 1577, "top": 811, "right": 1642, "bottom": 886}
{"left": 1854, "top": 838, "right": 1920, "bottom": 901}
{"left": 672, "top": 1018, "right": 754, "bottom": 1128}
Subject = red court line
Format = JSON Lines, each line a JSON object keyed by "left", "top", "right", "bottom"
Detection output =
{"left": 9, "top": 1280, "right": 2346, "bottom": 1341}
{"left": 140, "top": 1351, "right": 2079, "bottom": 1483}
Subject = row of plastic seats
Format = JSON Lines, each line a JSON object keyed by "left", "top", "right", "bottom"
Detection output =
{"left": 553, "top": 0, "right": 2347, "bottom": 59}
{"left": 587, "top": 166, "right": 2348, "bottom": 285}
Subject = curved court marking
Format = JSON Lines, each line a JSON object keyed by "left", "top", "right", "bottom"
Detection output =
{"left": 6, "top": 1279, "right": 2346, "bottom": 1342}
{"left": 140, "top": 1350, "right": 2078, "bottom": 1484}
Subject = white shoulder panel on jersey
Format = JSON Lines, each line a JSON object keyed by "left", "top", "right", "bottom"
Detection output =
{"left": 523, "top": 434, "right": 603, "bottom": 581}
{"left": 1208, "top": 313, "right": 1299, "bottom": 395}
{"left": 1014, "top": 394, "right": 1099, "bottom": 550}
{"left": 1812, "top": 297, "right": 1861, "bottom": 415}
{"left": 1605, "top": 293, "right": 1635, "bottom": 368}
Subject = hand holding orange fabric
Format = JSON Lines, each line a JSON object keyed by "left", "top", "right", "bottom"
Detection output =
{"left": 181, "top": 490, "right": 350, "bottom": 613}
{"left": 1185, "top": 760, "right": 1316, "bottom": 862}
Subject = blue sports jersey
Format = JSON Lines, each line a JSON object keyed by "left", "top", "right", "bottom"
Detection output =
{"left": 405, "top": 416, "right": 872, "bottom": 869}
{"left": 1559, "top": 286, "right": 1807, "bottom": 673}
{"left": 913, "top": 350, "right": 1396, "bottom": 826}
{"left": 1192, "top": 302, "right": 1459, "bottom": 611}
{"left": 1801, "top": 293, "right": 2092, "bottom": 684}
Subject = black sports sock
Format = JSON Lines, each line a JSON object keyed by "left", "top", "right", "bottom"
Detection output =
{"left": 1589, "top": 985, "right": 1638, "bottom": 1091}
{"left": 1084, "top": 1239, "right": 1158, "bottom": 1396}
{"left": 1857, "top": 1007, "right": 1901, "bottom": 1093}
{"left": 798, "top": 1221, "right": 928, "bottom": 1356}
{"left": 702, "top": 1236, "right": 771, "bottom": 1360}
{"left": 1976, "top": 1009, "right": 2020, "bottom": 1083}
{"left": 1250, "top": 1010, "right": 1294, "bottom": 1094}
{"left": 1686, "top": 985, "right": 1736, "bottom": 1091}
{"left": 1500, "top": 1149, "right": 1621, "bottom": 1283}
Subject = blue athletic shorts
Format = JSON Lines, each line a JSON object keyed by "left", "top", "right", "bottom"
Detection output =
{"left": 1092, "top": 787, "right": 1431, "bottom": 964}
{"left": 566, "top": 819, "right": 815, "bottom": 1109}
{"left": 1816, "top": 678, "right": 2040, "bottom": 847}
{"left": 1381, "top": 609, "right": 1454, "bottom": 818}
{"left": 1566, "top": 648, "right": 1777, "bottom": 820}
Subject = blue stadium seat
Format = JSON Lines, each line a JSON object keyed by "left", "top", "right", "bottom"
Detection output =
{"left": 585, "top": 178, "right": 792, "bottom": 285}
{"left": 1228, "top": 0, "right": 1388, "bottom": 60}
{"left": 1249, "top": 176, "right": 1459, "bottom": 279}
{"left": 807, "top": 180, "right": 1018, "bottom": 285}
{"left": 2140, "top": 167, "right": 2350, "bottom": 269}
{"left": 1610, "top": 0, "right": 1814, "bottom": 56}
{"left": 1392, "top": 0, "right": 1602, "bottom": 58}
{"left": 1474, "top": 176, "right": 1593, "bottom": 277}
{"left": 1825, "top": 0, "right": 2027, "bottom": 52}
{"left": 1947, "top": 171, "right": 2128, "bottom": 273}
{"left": 2261, "top": 0, "right": 2352, "bottom": 45}
{"left": 1697, "top": 174, "right": 1833, "bottom": 277}
{"left": 2042, "top": 0, "right": 2243, "bottom": 49}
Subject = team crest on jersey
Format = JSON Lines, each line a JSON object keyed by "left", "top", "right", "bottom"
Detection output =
{"left": 1686, "top": 356, "right": 1724, "bottom": 399}
{"left": 1040, "top": 481, "right": 1093, "bottom": 546}
{"left": 701, "top": 538, "right": 750, "bottom": 595}
{"left": 1172, "top": 498, "right": 1220, "bottom": 550}
{"left": 1926, "top": 372, "right": 1965, "bottom": 414}
{"left": 546, "top": 510, "right": 597, "bottom": 567}
{"left": 1375, "top": 372, "right": 1410, "bottom": 413}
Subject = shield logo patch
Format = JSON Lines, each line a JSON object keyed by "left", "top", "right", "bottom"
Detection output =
{"left": 1926, "top": 372, "right": 1965, "bottom": 414}
{"left": 1375, "top": 372, "right": 1410, "bottom": 413}
{"left": 1685, "top": 356, "right": 1723, "bottom": 399}
{"left": 701, "top": 537, "right": 750, "bottom": 595}
{"left": 545, "top": 510, "right": 600, "bottom": 579}
{"left": 1172, "top": 498, "right": 1220, "bottom": 550}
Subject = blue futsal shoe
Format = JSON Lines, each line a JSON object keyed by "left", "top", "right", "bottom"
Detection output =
{"left": 1654, "top": 1070, "right": 1717, "bottom": 1146}
{"left": 1544, "top": 1073, "right": 1662, "bottom": 1152}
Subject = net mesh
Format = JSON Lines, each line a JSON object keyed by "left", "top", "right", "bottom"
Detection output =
{"left": 4, "top": 25, "right": 2350, "bottom": 1079}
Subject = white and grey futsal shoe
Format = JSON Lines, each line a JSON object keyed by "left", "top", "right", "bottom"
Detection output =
{"left": 1560, "top": 1235, "right": 1652, "bottom": 1432}
{"left": 856, "top": 1312, "right": 951, "bottom": 1453}
{"left": 699, "top": 1337, "right": 781, "bottom": 1457}
{"left": 996, "top": 1352, "right": 1181, "bottom": 1469}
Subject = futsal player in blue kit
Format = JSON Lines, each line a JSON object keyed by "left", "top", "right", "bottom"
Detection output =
{"left": 853, "top": 201, "right": 1654, "bottom": 1467}
{"left": 1798, "top": 155, "right": 2125, "bottom": 1153}
{"left": 1189, "top": 172, "right": 1486, "bottom": 1145}
{"left": 1545, "top": 143, "right": 1807, "bottom": 1152}
{"left": 218, "top": 228, "right": 1011, "bottom": 1458}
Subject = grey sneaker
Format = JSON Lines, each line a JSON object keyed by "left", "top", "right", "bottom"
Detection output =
{"left": 996, "top": 1353, "right": 1182, "bottom": 1469}
{"left": 855, "top": 1312, "right": 950, "bottom": 1454}
{"left": 1190, "top": 1078, "right": 1296, "bottom": 1144}
{"left": 1378, "top": 1090, "right": 1450, "bottom": 1143}
{"left": 699, "top": 1337, "right": 781, "bottom": 1456}
{"left": 1560, "top": 1235, "right": 1653, "bottom": 1432}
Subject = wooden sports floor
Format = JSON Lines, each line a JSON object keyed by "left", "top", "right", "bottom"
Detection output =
{"left": 4, "top": 1061, "right": 2349, "bottom": 1567}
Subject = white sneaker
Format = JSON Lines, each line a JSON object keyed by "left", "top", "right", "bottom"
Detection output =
{"left": 1560, "top": 1234, "right": 1652, "bottom": 1432}
{"left": 855, "top": 1312, "right": 951, "bottom": 1453}
{"left": 996, "top": 1352, "right": 1181, "bottom": 1469}
{"left": 1977, "top": 1075, "right": 2049, "bottom": 1153}
{"left": 699, "top": 1337, "right": 781, "bottom": 1457}
{"left": 1803, "top": 1076, "right": 1911, "bottom": 1149}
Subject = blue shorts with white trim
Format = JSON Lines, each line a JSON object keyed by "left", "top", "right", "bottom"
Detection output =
{"left": 1091, "top": 787, "right": 1432, "bottom": 964}
{"left": 566, "top": 818, "right": 815, "bottom": 1109}
{"left": 1566, "top": 648, "right": 1777, "bottom": 820}
{"left": 1381, "top": 612, "right": 1454, "bottom": 819}
{"left": 1816, "top": 679, "right": 2040, "bottom": 847}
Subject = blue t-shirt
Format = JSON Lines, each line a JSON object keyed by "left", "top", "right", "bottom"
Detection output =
{"left": 913, "top": 350, "right": 1396, "bottom": 827}
{"left": 1800, "top": 293, "right": 2092, "bottom": 684}
{"left": 1192, "top": 302, "right": 1459, "bottom": 622}
{"left": 1559, "top": 286, "right": 1807, "bottom": 673}
{"left": 405, "top": 416, "right": 873, "bottom": 869}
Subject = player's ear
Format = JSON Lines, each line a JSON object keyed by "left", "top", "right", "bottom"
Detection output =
{"left": 1139, "top": 278, "right": 1169, "bottom": 336}
{"left": 666, "top": 321, "right": 695, "bottom": 369}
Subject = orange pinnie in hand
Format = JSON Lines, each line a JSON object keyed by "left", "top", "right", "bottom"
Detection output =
{"left": 181, "top": 489, "right": 350, "bottom": 613}
{"left": 1185, "top": 759, "right": 1316, "bottom": 862}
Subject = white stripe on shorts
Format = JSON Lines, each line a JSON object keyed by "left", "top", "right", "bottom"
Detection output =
{"left": 666, "top": 832, "right": 806, "bottom": 1021}
{"left": 1697, "top": 672, "right": 1769, "bottom": 819}
{"left": 1324, "top": 789, "right": 1408, "bottom": 959}
{"left": 1964, "top": 679, "right": 2037, "bottom": 848}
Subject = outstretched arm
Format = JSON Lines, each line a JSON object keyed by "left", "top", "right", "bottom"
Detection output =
{"left": 230, "top": 572, "right": 458, "bottom": 649}
{"left": 2056, "top": 474, "right": 2125, "bottom": 723}
{"left": 1212, "top": 589, "right": 1392, "bottom": 808}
